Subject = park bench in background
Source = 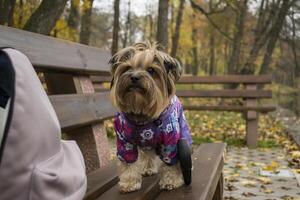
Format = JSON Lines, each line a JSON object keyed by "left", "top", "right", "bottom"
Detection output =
{"left": 92, "top": 74, "right": 275, "bottom": 148}
{"left": 0, "top": 25, "right": 226, "bottom": 200}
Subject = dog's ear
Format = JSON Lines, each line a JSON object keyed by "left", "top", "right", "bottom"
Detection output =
{"left": 109, "top": 47, "right": 135, "bottom": 75}
{"left": 159, "top": 52, "right": 182, "bottom": 82}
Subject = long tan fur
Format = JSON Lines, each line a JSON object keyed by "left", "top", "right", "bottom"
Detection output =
{"left": 110, "top": 42, "right": 184, "bottom": 193}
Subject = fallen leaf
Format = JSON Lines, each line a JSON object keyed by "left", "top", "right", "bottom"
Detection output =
{"left": 242, "top": 192, "right": 257, "bottom": 197}
{"left": 241, "top": 180, "right": 257, "bottom": 187}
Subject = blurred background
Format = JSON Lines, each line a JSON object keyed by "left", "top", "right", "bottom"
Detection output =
{"left": 0, "top": 0, "right": 299, "bottom": 116}
{"left": 2, "top": 2, "right": 300, "bottom": 199}
{"left": 2, "top": 2, "right": 300, "bottom": 198}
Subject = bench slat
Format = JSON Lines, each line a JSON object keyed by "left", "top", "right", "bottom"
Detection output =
{"left": 156, "top": 143, "right": 226, "bottom": 200}
{"left": 91, "top": 76, "right": 112, "bottom": 83}
{"left": 95, "top": 175, "right": 161, "bottom": 200}
{"left": 177, "top": 90, "right": 272, "bottom": 98}
{"left": 84, "top": 161, "right": 119, "bottom": 200}
{"left": 91, "top": 75, "right": 272, "bottom": 84}
{"left": 178, "top": 75, "right": 272, "bottom": 84}
{"left": 0, "top": 25, "right": 110, "bottom": 75}
{"left": 87, "top": 143, "right": 225, "bottom": 200}
{"left": 49, "top": 92, "right": 116, "bottom": 131}
{"left": 183, "top": 105, "right": 276, "bottom": 112}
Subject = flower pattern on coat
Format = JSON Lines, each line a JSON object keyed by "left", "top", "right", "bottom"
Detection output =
{"left": 114, "top": 95, "right": 192, "bottom": 165}
{"left": 140, "top": 129, "right": 154, "bottom": 141}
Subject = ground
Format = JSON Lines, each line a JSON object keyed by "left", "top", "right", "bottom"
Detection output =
{"left": 224, "top": 147, "right": 300, "bottom": 200}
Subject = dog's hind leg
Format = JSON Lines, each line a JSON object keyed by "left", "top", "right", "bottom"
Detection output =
{"left": 139, "top": 149, "right": 158, "bottom": 177}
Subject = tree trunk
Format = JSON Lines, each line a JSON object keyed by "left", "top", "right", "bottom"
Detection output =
{"left": 191, "top": 12, "right": 199, "bottom": 75}
{"left": 80, "top": 0, "right": 94, "bottom": 45}
{"left": 0, "top": 0, "right": 16, "bottom": 26}
{"left": 170, "top": 1, "right": 175, "bottom": 40}
{"left": 156, "top": 0, "right": 169, "bottom": 50}
{"left": 227, "top": 0, "right": 247, "bottom": 74}
{"left": 23, "top": 0, "right": 68, "bottom": 35}
{"left": 240, "top": 0, "right": 283, "bottom": 74}
{"left": 122, "top": 1, "right": 131, "bottom": 48}
{"left": 171, "top": 0, "right": 185, "bottom": 58}
{"left": 17, "top": 0, "right": 24, "bottom": 27}
{"left": 149, "top": 14, "right": 154, "bottom": 41}
{"left": 208, "top": 0, "right": 215, "bottom": 75}
{"left": 111, "top": 0, "right": 120, "bottom": 55}
{"left": 290, "top": 10, "right": 300, "bottom": 115}
{"left": 209, "top": 32, "right": 215, "bottom": 75}
{"left": 259, "top": 0, "right": 295, "bottom": 75}
{"left": 68, "top": 0, "right": 80, "bottom": 29}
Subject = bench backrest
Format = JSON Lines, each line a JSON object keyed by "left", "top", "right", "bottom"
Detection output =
{"left": 0, "top": 25, "right": 115, "bottom": 172}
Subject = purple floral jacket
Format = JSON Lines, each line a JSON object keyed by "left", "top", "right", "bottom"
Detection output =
{"left": 114, "top": 96, "right": 192, "bottom": 165}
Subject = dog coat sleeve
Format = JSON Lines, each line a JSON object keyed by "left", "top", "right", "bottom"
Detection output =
{"left": 159, "top": 114, "right": 180, "bottom": 165}
{"left": 114, "top": 114, "right": 138, "bottom": 163}
{"left": 178, "top": 106, "right": 193, "bottom": 145}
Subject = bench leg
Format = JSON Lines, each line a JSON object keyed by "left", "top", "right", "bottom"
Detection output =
{"left": 67, "top": 123, "right": 110, "bottom": 173}
{"left": 246, "top": 117, "right": 258, "bottom": 148}
{"left": 212, "top": 173, "right": 223, "bottom": 200}
{"left": 213, "top": 173, "right": 224, "bottom": 200}
{"left": 44, "top": 73, "right": 110, "bottom": 173}
{"left": 245, "top": 84, "right": 258, "bottom": 148}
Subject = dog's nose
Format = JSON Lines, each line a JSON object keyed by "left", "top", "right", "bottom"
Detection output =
{"left": 130, "top": 74, "right": 141, "bottom": 83}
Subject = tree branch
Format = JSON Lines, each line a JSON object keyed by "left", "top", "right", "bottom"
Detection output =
{"left": 189, "top": 0, "right": 234, "bottom": 42}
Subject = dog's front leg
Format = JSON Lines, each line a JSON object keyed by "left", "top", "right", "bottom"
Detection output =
{"left": 159, "top": 163, "right": 184, "bottom": 190}
{"left": 118, "top": 161, "right": 142, "bottom": 193}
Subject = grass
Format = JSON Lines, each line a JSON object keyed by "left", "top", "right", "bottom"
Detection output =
{"left": 258, "top": 140, "right": 279, "bottom": 148}
{"left": 224, "top": 138, "right": 246, "bottom": 147}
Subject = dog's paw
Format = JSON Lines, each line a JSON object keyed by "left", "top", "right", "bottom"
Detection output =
{"left": 119, "top": 180, "right": 141, "bottom": 193}
{"left": 159, "top": 183, "right": 176, "bottom": 190}
{"left": 159, "top": 179, "right": 183, "bottom": 190}
{"left": 142, "top": 167, "right": 158, "bottom": 177}
{"left": 159, "top": 164, "right": 184, "bottom": 190}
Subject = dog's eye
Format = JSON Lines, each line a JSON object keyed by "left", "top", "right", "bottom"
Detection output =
{"left": 146, "top": 67, "right": 155, "bottom": 75}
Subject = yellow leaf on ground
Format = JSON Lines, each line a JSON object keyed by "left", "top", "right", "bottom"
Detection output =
{"left": 241, "top": 180, "right": 257, "bottom": 187}
{"left": 257, "top": 177, "right": 272, "bottom": 184}
{"left": 262, "top": 161, "right": 279, "bottom": 172}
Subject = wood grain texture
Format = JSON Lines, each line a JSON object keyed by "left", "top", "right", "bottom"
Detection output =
{"left": 49, "top": 92, "right": 116, "bottom": 131}
{"left": 156, "top": 143, "right": 226, "bottom": 200}
{"left": 183, "top": 105, "right": 276, "bottom": 112}
{"left": 176, "top": 90, "right": 272, "bottom": 98}
{"left": 0, "top": 25, "right": 110, "bottom": 75}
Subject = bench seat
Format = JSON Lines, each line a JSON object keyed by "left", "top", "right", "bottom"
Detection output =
{"left": 85, "top": 143, "right": 226, "bottom": 200}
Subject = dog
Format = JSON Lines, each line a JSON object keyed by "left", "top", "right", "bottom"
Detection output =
{"left": 109, "top": 42, "right": 192, "bottom": 193}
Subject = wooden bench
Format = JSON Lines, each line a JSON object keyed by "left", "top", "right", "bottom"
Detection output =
{"left": 92, "top": 75, "right": 275, "bottom": 148}
{"left": 0, "top": 25, "right": 226, "bottom": 200}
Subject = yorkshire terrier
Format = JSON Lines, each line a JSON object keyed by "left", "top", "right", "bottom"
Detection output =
{"left": 109, "top": 42, "right": 192, "bottom": 193}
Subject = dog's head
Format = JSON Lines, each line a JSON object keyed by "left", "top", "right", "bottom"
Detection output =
{"left": 109, "top": 42, "right": 182, "bottom": 121}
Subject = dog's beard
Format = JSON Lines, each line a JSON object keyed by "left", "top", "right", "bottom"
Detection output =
{"left": 111, "top": 74, "right": 169, "bottom": 120}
